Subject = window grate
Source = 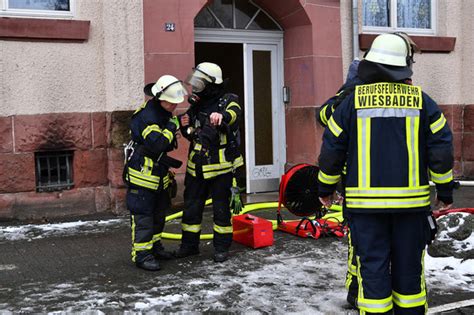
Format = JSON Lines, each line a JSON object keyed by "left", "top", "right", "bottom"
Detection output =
{"left": 35, "top": 151, "right": 74, "bottom": 192}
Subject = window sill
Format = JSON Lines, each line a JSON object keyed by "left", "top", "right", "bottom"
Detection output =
{"left": 359, "top": 34, "right": 456, "bottom": 53}
{"left": 0, "top": 17, "right": 89, "bottom": 41}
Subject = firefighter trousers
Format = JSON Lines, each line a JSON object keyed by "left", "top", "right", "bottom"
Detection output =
{"left": 181, "top": 171, "right": 233, "bottom": 253}
{"left": 347, "top": 212, "right": 431, "bottom": 314}
{"left": 126, "top": 186, "right": 171, "bottom": 263}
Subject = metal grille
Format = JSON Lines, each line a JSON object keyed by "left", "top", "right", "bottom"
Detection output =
{"left": 35, "top": 151, "right": 74, "bottom": 192}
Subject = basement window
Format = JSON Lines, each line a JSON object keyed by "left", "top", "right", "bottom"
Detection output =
{"left": 35, "top": 151, "right": 74, "bottom": 192}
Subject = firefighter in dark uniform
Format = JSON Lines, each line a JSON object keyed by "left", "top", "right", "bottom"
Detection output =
{"left": 175, "top": 62, "right": 244, "bottom": 263}
{"left": 316, "top": 58, "right": 363, "bottom": 309}
{"left": 318, "top": 33, "right": 454, "bottom": 314}
{"left": 124, "top": 75, "right": 188, "bottom": 271}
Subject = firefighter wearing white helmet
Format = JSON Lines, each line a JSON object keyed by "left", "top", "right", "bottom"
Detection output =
{"left": 123, "top": 74, "right": 187, "bottom": 271}
{"left": 175, "top": 62, "right": 244, "bottom": 263}
{"left": 318, "top": 33, "right": 454, "bottom": 313}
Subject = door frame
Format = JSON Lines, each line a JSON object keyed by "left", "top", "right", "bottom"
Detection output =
{"left": 194, "top": 29, "right": 286, "bottom": 193}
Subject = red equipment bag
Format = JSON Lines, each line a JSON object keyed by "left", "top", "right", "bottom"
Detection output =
{"left": 232, "top": 214, "right": 274, "bottom": 249}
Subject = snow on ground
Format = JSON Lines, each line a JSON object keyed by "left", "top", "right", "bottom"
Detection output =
{"left": 0, "top": 219, "right": 124, "bottom": 242}
{"left": 0, "top": 215, "right": 472, "bottom": 313}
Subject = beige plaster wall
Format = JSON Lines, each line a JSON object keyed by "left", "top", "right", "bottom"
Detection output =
{"left": 340, "top": 0, "right": 473, "bottom": 105}
{"left": 0, "top": 0, "right": 144, "bottom": 116}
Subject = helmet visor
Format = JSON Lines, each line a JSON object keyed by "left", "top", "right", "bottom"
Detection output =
{"left": 185, "top": 68, "right": 214, "bottom": 92}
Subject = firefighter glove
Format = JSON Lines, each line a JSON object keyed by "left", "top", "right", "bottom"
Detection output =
{"left": 230, "top": 178, "right": 243, "bottom": 215}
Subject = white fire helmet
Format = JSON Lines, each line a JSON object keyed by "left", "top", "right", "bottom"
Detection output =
{"left": 364, "top": 33, "right": 412, "bottom": 67}
{"left": 150, "top": 75, "right": 188, "bottom": 103}
{"left": 185, "top": 62, "right": 223, "bottom": 92}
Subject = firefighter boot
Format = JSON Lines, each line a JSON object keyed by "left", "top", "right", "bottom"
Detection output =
{"left": 174, "top": 245, "right": 200, "bottom": 258}
{"left": 213, "top": 251, "right": 229, "bottom": 263}
{"left": 152, "top": 242, "right": 174, "bottom": 260}
{"left": 135, "top": 253, "right": 160, "bottom": 271}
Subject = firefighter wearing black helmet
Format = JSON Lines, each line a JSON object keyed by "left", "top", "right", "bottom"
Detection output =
{"left": 175, "top": 62, "right": 243, "bottom": 263}
{"left": 124, "top": 75, "right": 187, "bottom": 271}
{"left": 318, "top": 33, "right": 454, "bottom": 314}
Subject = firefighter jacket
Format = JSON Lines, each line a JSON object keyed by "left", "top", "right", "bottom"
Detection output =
{"left": 318, "top": 82, "right": 454, "bottom": 213}
{"left": 181, "top": 93, "right": 244, "bottom": 179}
{"left": 125, "top": 99, "right": 179, "bottom": 191}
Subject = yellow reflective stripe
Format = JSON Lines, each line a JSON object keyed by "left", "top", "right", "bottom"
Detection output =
{"left": 342, "top": 164, "right": 347, "bottom": 175}
{"left": 133, "top": 241, "right": 154, "bottom": 251}
{"left": 188, "top": 151, "right": 196, "bottom": 167}
{"left": 203, "top": 168, "right": 233, "bottom": 179}
{"left": 430, "top": 113, "right": 447, "bottom": 134}
{"left": 182, "top": 223, "right": 201, "bottom": 233}
{"left": 414, "top": 116, "right": 420, "bottom": 187}
{"left": 320, "top": 105, "right": 329, "bottom": 126}
{"left": 131, "top": 215, "right": 137, "bottom": 262}
{"left": 152, "top": 233, "right": 162, "bottom": 242}
{"left": 328, "top": 116, "right": 343, "bottom": 137}
{"left": 214, "top": 224, "right": 233, "bottom": 234}
{"left": 186, "top": 167, "right": 196, "bottom": 177}
{"left": 142, "top": 124, "right": 162, "bottom": 139}
{"left": 220, "top": 133, "right": 227, "bottom": 145}
{"left": 346, "top": 196, "right": 431, "bottom": 208}
{"left": 429, "top": 169, "right": 453, "bottom": 184}
{"left": 128, "top": 165, "right": 168, "bottom": 190}
{"left": 356, "top": 255, "right": 364, "bottom": 304}
{"left": 345, "top": 186, "right": 430, "bottom": 197}
{"left": 128, "top": 167, "right": 160, "bottom": 183}
{"left": 233, "top": 155, "right": 244, "bottom": 168}
{"left": 219, "top": 148, "right": 226, "bottom": 163}
{"left": 162, "top": 129, "right": 174, "bottom": 143}
{"left": 345, "top": 273, "right": 353, "bottom": 290}
{"left": 133, "top": 101, "right": 147, "bottom": 115}
{"left": 357, "top": 117, "right": 371, "bottom": 188}
{"left": 406, "top": 116, "right": 420, "bottom": 187}
{"left": 347, "top": 233, "right": 357, "bottom": 276}
{"left": 421, "top": 250, "right": 428, "bottom": 313}
{"left": 358, "top": 296, "right": 393, "bottom": 313}
{"left": 227, "top": 102, "right": 241, "bottom": 110}
{"left": 226, "top": 102, "right": 241, "bottom": 125}
{"left": 202, "top": 161, "right": 233, "bottom": 172}
{"left": 226, "top": 102, "right": 242, "bottom": 110}
{"left": 318, "top": 170, "right": 341, "bottom": 185}
{"left": 128, "top": 175, "right": 159, "bottom": 190}
{"left": 194, "top": 143, "right": 202, "bottom": 151}
{"left": 226, "top": 109, "right": 237, "bottom": 125}
{"left": 392, "top": 290, "right": 426, "bottom": 308}
{"left": 143, "top": 157, "right": 153, "bottom": 175}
